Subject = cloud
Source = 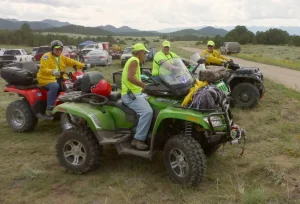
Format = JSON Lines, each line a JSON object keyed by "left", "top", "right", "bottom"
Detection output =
{"left": 0, "top": 0, "right": 299, "bottom": 30}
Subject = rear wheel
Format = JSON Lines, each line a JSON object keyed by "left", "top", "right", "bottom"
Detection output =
{"left": 6, "top": 99, "right": 38, "bottom": 132}
{"left": 56, "top": 127, "right": 102, "bottom": 174}
{"left": 231, "top": 82, "right": 260, "bottom": 109}
{"left": 163, "top": 134, "right": 207, "bottom": 187}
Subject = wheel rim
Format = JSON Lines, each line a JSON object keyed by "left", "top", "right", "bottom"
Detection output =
{"left": 11, "top": 109, "right": 25, "bottom": 127}
{"left": 239, "top": 91, "right": 251, "bottom": 103}
{"left": 169, "top": 148, "right": 188, "bottom": 177}
{"left": 63, "top": 140, "right": 86, "bottom": 165}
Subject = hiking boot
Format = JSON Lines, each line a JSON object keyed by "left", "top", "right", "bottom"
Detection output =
{"left": 131, "top": 138, "right": 149, "bottom": 150}
{"left": 45, "top": 109, "right": 53, "bottom": 117}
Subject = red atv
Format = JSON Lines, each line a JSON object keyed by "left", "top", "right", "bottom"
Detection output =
{"left": 2, "top": 61, "right": 87, "bottom": 132}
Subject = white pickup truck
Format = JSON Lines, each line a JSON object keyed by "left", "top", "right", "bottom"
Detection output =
{"left": 0, "top": 49, "right": 33, "bottom": 68}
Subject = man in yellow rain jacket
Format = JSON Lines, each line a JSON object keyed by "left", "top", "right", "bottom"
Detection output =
{"left": 37, "top": 40, "right": 85, "bottom": 116}
{"left": 201, "top": 41, "right": 229, "bottom": 66}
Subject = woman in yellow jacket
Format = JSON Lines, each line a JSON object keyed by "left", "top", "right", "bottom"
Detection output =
{"left": 37, "top": 40, "right": 85, "bottom": 116}
{"left": 201, "top": 41, "right": 229, "bottom": 65}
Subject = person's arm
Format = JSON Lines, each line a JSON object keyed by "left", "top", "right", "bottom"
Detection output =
{"left": 215, "top": 51, "right": 229, "bottom": 61}
{"left": 64, "top": 55, "right": 85, "bottom": 70}
{"left": 128, "top": 60, "right": 145, "bottom": 89}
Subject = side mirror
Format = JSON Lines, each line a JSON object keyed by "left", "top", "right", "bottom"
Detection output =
{"left": 197, "top": 58, "right": 206, "bottom": 64}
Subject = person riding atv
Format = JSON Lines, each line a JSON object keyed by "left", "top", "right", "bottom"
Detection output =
{"left": 121, "top": 43, "right": 153, "bottom": 150}
{"left": 37, "top": 40, "right": 85, "bottom": 117}
{"left": 152, "top": 40, "right": 180, "bottom": 81}
{"left": 201, "top": 41, "right": 230, "bottom": 66}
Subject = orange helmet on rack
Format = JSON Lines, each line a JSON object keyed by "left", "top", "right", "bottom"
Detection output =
{"left": 91, "top": 79, "right": 112, "bottom": 97}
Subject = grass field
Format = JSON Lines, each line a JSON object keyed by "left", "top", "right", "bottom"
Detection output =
{"left": 0, "top": 46, "right": 300, "bottom": 204}
{"left": 195, "top": 43, "right": 300, "bottom": 71}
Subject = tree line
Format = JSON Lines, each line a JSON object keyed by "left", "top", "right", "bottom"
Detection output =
{"left": 201, "top": 26, "right": 300, "bottom": 48}
{"left": 0, "top": 23, "right": 300, "bottom": 48}
{"left": 0, "top": 23, "right": 126, "bottom": 47}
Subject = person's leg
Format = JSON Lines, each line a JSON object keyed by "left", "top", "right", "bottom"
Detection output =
{"left": 44, "top": 82, "right": 60, "bottom": 115}
{"left": 56, "top": 78, "right": 63, "bottom": 92}
{"left": 122, "top": 93, "right": 153, "bottom": 150}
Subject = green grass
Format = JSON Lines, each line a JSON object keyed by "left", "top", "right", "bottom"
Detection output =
{"left": 232, "top": 45, "right": 300, "bottom": 71}
{"left": 195, "top": 43, "right": 300, "bottom": 71}
{"left": 0, "top": 47, "right": 300, "bottom": 204}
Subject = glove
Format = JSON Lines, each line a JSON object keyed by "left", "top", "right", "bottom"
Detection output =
{"left": 83, "top": 64, "right": 90, "bottom": 71}
{"left": 52, "top": 70, "right": 60, "bottom": 77}
{"left": 85, "top": 64, "right": 91, "bottom": 69}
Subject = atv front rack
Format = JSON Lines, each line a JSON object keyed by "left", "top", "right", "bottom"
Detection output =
{"left": 174, "top": 98, "right": 233, "bottom": 137}
{"left": 58, "top": 91, "right": 108, "bottom": 106}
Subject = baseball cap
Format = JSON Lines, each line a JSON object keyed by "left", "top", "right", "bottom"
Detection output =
{"left": 207, "top": 41, "right": 215, "bottom": 46}
{"left": 162, "top": 40, "right": 171, "bottom": 47}
{"left": 132, "top": 43, "right": 149, "bottom": 52}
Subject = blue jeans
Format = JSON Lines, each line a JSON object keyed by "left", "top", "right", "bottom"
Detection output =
{"left": 122, "top": 93, "right": 153, "bottom": 141}
{"left": 44, "top": 78, "right": 62, "bottom": 109}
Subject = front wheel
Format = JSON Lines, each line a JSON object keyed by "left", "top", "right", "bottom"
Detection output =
{"left": 163, "top": 134, "right": 207, "bottom": 187}
{"left": 60, "top": 113, "right": 76, "bottom": 131}
{"left": 56, "top": 127, "right": 102, "bottom": 174}
{"left": 6, "top": 99, "right": 38, "bottom": 132}
{"left": 231, "top": 82, "right": 260, "bottom": 109}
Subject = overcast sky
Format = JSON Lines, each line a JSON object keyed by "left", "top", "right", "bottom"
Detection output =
{"left": 1, "top": 0, "right": 299, "bottom": 30}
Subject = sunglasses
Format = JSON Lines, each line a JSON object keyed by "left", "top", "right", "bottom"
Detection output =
{"left": 207, "top": 45, "right": 213, "bottom": 48}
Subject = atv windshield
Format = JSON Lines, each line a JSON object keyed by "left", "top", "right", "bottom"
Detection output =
{"left": 189, "top": 53, "right": 207, "bottom": 74}
{"left": 159, "top": 57, "right": 193, "bottom": 86}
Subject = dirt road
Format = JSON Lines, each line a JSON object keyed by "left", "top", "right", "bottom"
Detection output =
{"left": 180, "top": 47, "right": 300, "bottom": 91}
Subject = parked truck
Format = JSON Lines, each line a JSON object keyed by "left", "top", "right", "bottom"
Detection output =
{"left": 220, "top": 42, "right": 241, "bottom": 55}
{"left": 0, "top": 49, "right": 33, "bottom": 69}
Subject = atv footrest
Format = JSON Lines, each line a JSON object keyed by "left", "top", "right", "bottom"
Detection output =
{"left": 115, "top": 142, "right": 151, "bottom": 159}
{"left": 98, "top": 133, "right": 131, "bottom": 145}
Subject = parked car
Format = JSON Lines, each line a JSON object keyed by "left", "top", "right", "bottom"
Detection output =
{"left": 62, "top": 46, "right": 77, "bottom": 60}
{"left": 220, "top": 42, "right": 241, "bottom": 55}
{"left": 147, "top": 48, "right": 155, "bottom": 61}
{"left": 84, "top": 49, "right": 112, "bottom": 66}
{"left": 83, "top": 43, "right": 104, "bottom": 50}
{"left": 3, "top": 49, "right": 33, "bottom": 62}
{"left": 0, "top": 48, "right": 6, "bottom": 56}
{"left": 34, "top": 46, "right": 51, "bottom": 62}
{"left": 120, "top": 47, "right": 133, "bottom": 67}
{"left": 66, "top": 45, "right": 77, "bottom": 52}
{"left": 31, "top": 47, "right": 38, "bottom": 56}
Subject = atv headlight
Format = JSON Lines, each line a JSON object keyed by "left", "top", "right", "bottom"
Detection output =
{"left": 204, "top": 116, "right": 223, "bottom": 127}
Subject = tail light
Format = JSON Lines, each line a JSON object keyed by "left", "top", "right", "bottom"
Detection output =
{"left": 99, "top": 56, "right": 105, "bottom": 59}
{"left": 84, "top": 56, "right": 89, "bottom": 59}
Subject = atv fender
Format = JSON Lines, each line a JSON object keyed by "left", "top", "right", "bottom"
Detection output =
{"left": 226, "top": 75, "right": 263, "bottom": 86}
{"left": 152, "top": 106, "right": 210, "bottom": 134}
{"left": 53, "top": 102, "right": 115, "bottom": 131}
{"left": 4, "top": 86, "right": 47, "bottom": 106}
{"left": 150, "top": 106, "right": 212, "bottom": 152}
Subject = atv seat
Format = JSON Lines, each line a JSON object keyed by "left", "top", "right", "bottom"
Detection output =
{"left": 107, "top": 99, "right": 138, "bottom": 126}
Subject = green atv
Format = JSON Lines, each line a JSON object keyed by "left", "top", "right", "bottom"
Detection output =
{"left": 53, "top": 58, "right": 246, "bottom": 187}
{"left": 186, "top": 53, "right": 264, "bottom": 109}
